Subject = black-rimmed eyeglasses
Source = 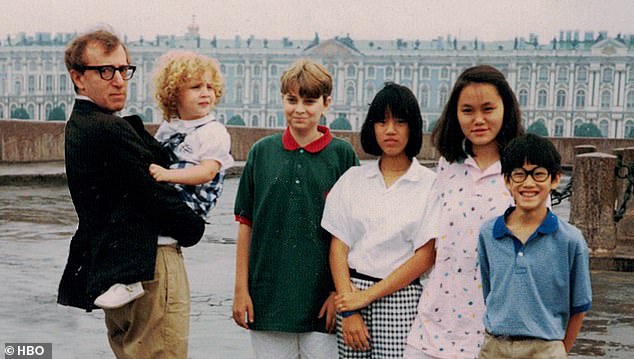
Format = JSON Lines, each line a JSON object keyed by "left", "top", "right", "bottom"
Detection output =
{"left": 509, "top": 167, "right": 551, "bottom": 183}
{"left": 74, "top": 65, "right": 136, "bottom": 80}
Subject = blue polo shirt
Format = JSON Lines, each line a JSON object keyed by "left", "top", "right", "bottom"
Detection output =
{"left": 477, "top": 208, "right": 592, "bottom": 340}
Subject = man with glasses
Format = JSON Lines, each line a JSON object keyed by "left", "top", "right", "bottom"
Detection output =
{"left": 58, "top": 28, "right": 205, "bottom": 359}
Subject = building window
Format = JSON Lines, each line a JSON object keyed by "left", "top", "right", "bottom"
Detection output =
{"left": 601, "top": 90, "right": 611, "bottom": 108}
{"left": 27, "top": 104, "right": 35, "bottom": 119}
{"left": 252, "top": 82, "right": 260, "bottom": 104}
{"left": 577, "top": 66, "right": 588, "bottom": 82}
{"left": 440, "top": 67, "right": 449, "bottom": 79}
{"left": 46, "top": 75, "right": 53, "bottom": 93}
{"left": 268, "top": 84, "right": 278, "bottom": 105}
{"left": 438, "top": 87, "right": 448, "bottom": 108}
{"left": 365, "top": 83, "right": 375, "bottom": 102}
{"left": 347, "top": 65, "right": 356, "bottom": 78}
{"left": 602, "top": 67, "right": 613, "bottom": 83}
{"left": 518, "top": 89, "right": 529, "bottom": 107}
{"left": 557, "top": 67, "right": 568, "bottom": 82}
{"left": 14, "top": 81, "right": 22, "bottom": 96}
{"left": 554, "top": 119, "right": 564, "bottom": 137}
{"left": 270, "top": 64, "right": 277, "bottom": 76}
{"left": 145, "top": 109, "right": 153, "bottom": 123}
{"left": 420, "top": 87, "right": 429, "bottom": 109}
{"left": 253, "top": 65, "right": 261, "bottom": 76}
{"left": 235, "top": 83, "right": 243, "bottom": 103}
{"left": 328, "top": 65, "right": 335, "bottom": 76}
{"left": 345, "top": 85, "right": 355, "bottom": 105}
{"left": 421, "top": 66, "right": 430, "bottom": 79}
{"left": 599, "top": 120, "right": 609, "bottom": 137}
{"left": 45, "top": 103, "right": 52, "bottom": 118}
{"left": 28, "top": 76, "right": 35, "bottom": 94}
{"left": 59, "top": 74, "right": 67, "bottom": 92}
{"left": 575, "top": 90, "right": 586, "bottom": 108}
{"left": 367, "top": 66, "right": 375, "bottom": 78}
{"left": 574, "top": 119, "right": 584, "bottom": 133}
{"left": 130, "top": 83, "right": 137, "bottom": 101}
{"left": 626, "top": 120, "right": 634, "bottom": 138}
{"left": 627, "top": 91, "right": 634, "bottom": 109}
{"left": 629, "top": 67, "right": 634, "bottom": 81}
{"left": 403, "top": 66, "right": 412, "bottom": 78}
{"left": 385, "top": 66, "right": 393, "bottom": 78}
{"left": 537, "top": 89, "right": 548, "bottom": 108}
{"left": 252, "top": 115, "right": 259, "bottom": 127}
{"left": 519, "top": 67, "right": 530, "bottom": 81}
{"left": 556, "top": 90, "right": 566, "bottom": 108}
{"left": 538, "top": 66, "right": 549, "bottom": 81}
{"left": 237, "top": 64, "right": 244, "bottom": 76}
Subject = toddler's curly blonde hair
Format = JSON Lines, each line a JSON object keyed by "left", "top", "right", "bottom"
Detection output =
{"left": 154, "top": 51, "right": 224, "bottom": 121}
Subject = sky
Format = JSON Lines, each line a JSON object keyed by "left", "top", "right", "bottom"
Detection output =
{"left": 1, "top": 0, "right": 633, "bottom": 42}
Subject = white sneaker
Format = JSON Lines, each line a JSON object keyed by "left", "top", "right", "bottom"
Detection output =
{"left": 94, "top": 282, "right": 145, "bottom": 309}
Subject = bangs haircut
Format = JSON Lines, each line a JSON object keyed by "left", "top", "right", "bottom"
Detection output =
{"left": 501, "top": 134, "right": 561, "bottom": 176}
{"left": 280, "top": 59, "right": 332, "bottom": 100}
{"left": 361, "top": 82, "right": 423, "bottom": 158}
{"left": 431, "top": 64, "right": 524, "bottom": 163}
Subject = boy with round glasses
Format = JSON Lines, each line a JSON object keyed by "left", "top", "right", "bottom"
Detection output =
{"left": 477, "top": 134, "right": 592, "bottom": 358}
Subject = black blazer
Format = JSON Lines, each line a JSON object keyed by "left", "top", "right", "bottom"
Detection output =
{"left": 58, "top": 100, "right": 205, "bottom": 311}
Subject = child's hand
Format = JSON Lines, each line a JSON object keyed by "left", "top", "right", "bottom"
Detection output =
{"left": 342, "top": 313, "right": 370, "bottom": 351}
{"left": 232, "top": 290, "right": 254, "bottom": 329}
{"left": 335, "top": 290, "right": 372, "bottom": 312}
{"left": 149, "top": 163, "right": 169, "bottom": 182}
{"left": 318, "top": 292, "right": 337, "bottom": 333}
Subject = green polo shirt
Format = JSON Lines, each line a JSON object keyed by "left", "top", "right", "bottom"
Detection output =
{"left": 235, "top": 125, "right": 359, "bottom": 332}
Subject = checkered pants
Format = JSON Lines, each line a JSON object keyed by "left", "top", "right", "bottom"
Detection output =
{"left": 160, "top": 130, "right": 224, "bottom": 219}
{"left": 336, "top": 276, "right": 423, "bottom": 358}
{"left": 171, "top": 161, "right": 224, "bottom": 218}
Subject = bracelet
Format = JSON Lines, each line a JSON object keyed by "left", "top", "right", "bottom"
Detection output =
{"left": 341, "top": 310, "right": 359, "bottom": 318}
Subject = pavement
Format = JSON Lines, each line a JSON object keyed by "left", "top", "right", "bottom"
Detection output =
{"left": 1, "top": 162, "right": 634, "bottom": 358}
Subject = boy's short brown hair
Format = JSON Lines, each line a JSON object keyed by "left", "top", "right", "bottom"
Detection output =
{"left": 280, "top": 59, "right": 332, "bottom": 100}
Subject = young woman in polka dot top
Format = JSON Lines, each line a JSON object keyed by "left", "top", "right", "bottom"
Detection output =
{"left": 404, "top": 65, "right": 525, "bottom": 359}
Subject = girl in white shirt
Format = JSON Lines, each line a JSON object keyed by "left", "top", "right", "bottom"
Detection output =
{"left": 322, "top": 83, "right": 438, "bottom": 357}
{"left": 404, "top": 65, "right": 524, "bottom": 359}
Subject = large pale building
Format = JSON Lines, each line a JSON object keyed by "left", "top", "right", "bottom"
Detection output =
{"left": 1, "top": 23, "right": 633, "bottom": 138}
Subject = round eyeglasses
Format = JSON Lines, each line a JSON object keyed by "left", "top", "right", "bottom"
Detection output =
{"left": 74, "top": 65, "right": 136, "bottom": 81}
{"left": 509, "top": 167, "right": 551, "bottom": 183}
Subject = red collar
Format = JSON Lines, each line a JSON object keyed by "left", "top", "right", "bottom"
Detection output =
{"left": 282, "top": 125, "right": 333, "bottom": 153}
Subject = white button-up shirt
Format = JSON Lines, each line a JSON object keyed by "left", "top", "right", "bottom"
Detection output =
{"left": 322, "top": 159, "right": 438, "bottom": 280}
{"left": 407, "top": 156, "right": 513, "bottom": 359}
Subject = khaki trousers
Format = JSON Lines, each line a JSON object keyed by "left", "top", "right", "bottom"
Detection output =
{"left": 479, "top": 332, "right": 567, "bottom": 359}
{"left": 104, "top": 245, "right": 190, "bottom": 359}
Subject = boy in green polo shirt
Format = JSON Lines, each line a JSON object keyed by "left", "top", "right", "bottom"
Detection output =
{"left": 232, "top": 59, "right": 359, "bottom": 358}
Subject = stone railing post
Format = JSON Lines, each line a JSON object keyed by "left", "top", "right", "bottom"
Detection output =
{"left": 574, "top": 144, "right": 596, "bottom": 156}
{"left": 569, "top": 152, "right": 617, "bottom": 257}
{"left": 614, "top": 147, "right": 634, "bottom": 243}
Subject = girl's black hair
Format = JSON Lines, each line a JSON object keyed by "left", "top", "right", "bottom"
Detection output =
{"left": 361, "top": 82, "right": 423, "bottom": 158}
